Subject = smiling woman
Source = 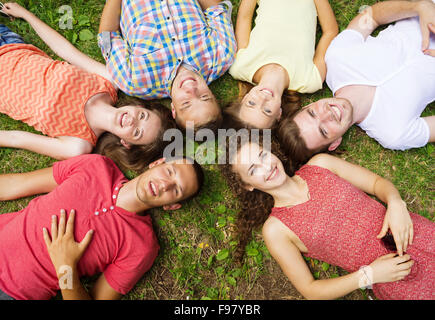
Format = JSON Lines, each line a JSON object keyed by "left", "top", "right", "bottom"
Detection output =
{"left": 0, "top": 4, "right": 175, "bottom": 166}
{"left": 94, "top": 99, "right": 176, "bottom": 173}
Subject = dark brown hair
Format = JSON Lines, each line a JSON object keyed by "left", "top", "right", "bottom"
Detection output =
{"left": 219, "top": 130, "right": 289, "bottom": 262}
{"left": 222, "top": 81, "right": 301, "bottom": 131}
{"left": 277, "top": 111, "right": 329, "bottom": 174}
{"left": 94, "top": 98, "right": 176, "bottom": 173}
{"left": 174, "top": 100, "right": 223, "bottom": 136}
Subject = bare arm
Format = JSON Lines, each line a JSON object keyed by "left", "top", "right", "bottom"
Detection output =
{"left": 263, "top": 217, "right": 414, "bottom": 300}
{"left": 0, "top": 166, "right": 57, "bottom": 201}
{"left": 423, "top": 115, "right": 435, "bottom": 142}
{"left": 0, "top": 131, "right": 93, "bottom": 160}
{"left": 347, "top": 0, "right": 435, "bottom": 52}
{"left": 1, "top": 3, "right": 114, "bottom": 82}
{"left": 99, "top": 0, "right": 122, "bottom": 33}
{"left": 313, "top": 0, "right": 339, "bottom": 81}
{"left": 308, "top": 154, "right": 414, "bottom": 256}
{"left": 198, "top": 0, "right": 222, "bottom": 11}
{"left": 234, "top": 0, "right": 257, "bottom": 50}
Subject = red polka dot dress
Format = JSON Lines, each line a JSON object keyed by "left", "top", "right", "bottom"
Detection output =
{"left": 271, "top": 165, "right": 434, "bottom": 300}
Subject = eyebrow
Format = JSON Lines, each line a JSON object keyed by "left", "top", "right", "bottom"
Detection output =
{"left": 248, "top": 150, "right": 263, "bottom": 173}
{"left": 172, "top": 164, "right": 183, "bottom": 196}
{"left": 307, "top": 109, "right": 327, "bottom": 139}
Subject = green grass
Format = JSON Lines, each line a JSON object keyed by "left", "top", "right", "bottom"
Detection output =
{"left": 0, "top": 0, "right": 434, "bottom": 300}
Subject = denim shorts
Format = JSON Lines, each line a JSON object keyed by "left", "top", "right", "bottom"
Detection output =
{"left": 0, "top": 24, "right": 25, "bottom": 46}
{"left": 0, "top": 287, "right": 15, "bottom": 300}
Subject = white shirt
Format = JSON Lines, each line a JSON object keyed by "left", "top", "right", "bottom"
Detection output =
{"left": 325, "top": 17, "right": 435, "bottom": 150}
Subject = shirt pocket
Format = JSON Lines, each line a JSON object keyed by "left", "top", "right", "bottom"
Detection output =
{"left": 128, "top": 21, "right": 163, "bottom": 56}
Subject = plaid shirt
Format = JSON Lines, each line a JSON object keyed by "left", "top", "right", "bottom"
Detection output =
{"left": 98, "top": 0, "right": 236, "bottom": 99}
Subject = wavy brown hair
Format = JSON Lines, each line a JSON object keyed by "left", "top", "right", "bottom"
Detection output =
{"left": 94, "top": 98, "right": 176, "bottom": 173}
{"left": 222, "top": 82, "right": 301, "bottom": 131}
{"left": 219, "top": 130, "right": 290, "bottom": 262}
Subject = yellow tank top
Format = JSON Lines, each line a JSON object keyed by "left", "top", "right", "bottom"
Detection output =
{"left": 229, "top": 0, "right": 322, "bottom": 93}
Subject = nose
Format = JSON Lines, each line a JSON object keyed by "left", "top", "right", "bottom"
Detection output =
{"left": 160, "top": 179, "right": 176, "bottom": 192}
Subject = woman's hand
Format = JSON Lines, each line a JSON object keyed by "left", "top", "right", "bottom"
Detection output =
{"left": 377, "top": 199, "right": 414, "bottom": 256}
{"left": 368, "top": 253, "right": 414, "bottom": 285}
{"left": 43, "top": 209, "right": 94, "bottom": 275}
{"left": 1, "top": 2, "right": 30, "bottom": 19}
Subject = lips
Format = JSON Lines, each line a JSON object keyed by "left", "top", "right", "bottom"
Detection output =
{"left": 267, "top": 166, "right": 278, "bottom": 181}
{"left": 330, "top": 105, "right": 342, "bottom": 121}
{"left": 120, "top": 112, "right": 130, "bottom": 127}
{"left": 260, "top": 88, "right": 274, "bottom": 97}
{"left": 149, "top": 181, "right": 158, "bottom": 197}
{"left": 180, "top": 77, "right": 196, "bottom": 88}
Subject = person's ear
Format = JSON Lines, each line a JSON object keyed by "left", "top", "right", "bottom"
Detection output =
{"left": 277, "top": 107, "right": 283, "bottom": 120}
{"left": 328, "top": 137, "right": 342, "bottom": 151}
{"left": 120, "top": 139, "right": 131, "bottom": 149}
{"left": 149, "top": 158, "right": 166, "bottom": 169}
{"left": 163, "top": 203, "right": 182, "bottom": 211}
{"left": 171, "top": 103, "right": 176, "bottom": 119}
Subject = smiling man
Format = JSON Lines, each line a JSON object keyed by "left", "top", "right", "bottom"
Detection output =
{"left": 98, "top": 0, "right": 236, "bottom": 131}
{"left": 0, "top": 154, "right": 203, "bottom": 300}
{"left": 279, "top": 0, "right": 435, "bottom": 166}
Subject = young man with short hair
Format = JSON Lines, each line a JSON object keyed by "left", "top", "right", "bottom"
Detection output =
{"left": 98, "top": 0, "right": 236, "bottom": 131}
{"left": 0, "top": 154, "right": 203, "bottom": 300}
{"left": 281, "top": 0, "right": 435, "bottom": 164}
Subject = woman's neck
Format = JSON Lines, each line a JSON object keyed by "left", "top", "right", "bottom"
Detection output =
{"left": 252, "top": 63, "right": 290, "bottom": 96}
{"left": 269, "top": 175, "right": 310, "bottom": 208}
{"left": 84, "top": 93, "right": 117, "bottom": 137}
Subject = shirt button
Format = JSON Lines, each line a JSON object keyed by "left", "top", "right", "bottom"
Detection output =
{"left": 167, "top": 16, "right": 170, "bottom": 20}
{"left": 95, "top": 211, "right": 99, "bottom": 216}
{"left": 177, "top": 58, "right": 181, "bottom": 62}
{"left": 115, "top": 187, "right": 119, "bottom": 191}
{"left": 172, "top": 37, "right": 176, "bottom": 41}
{"left": 102, "top": 208, "right": 107, "bottom": 213}
{"left": 110, "top": 206, "right": 114, "bottom": 210}
{"left": 113, "top": 195, "right": 117, "bottom": 199}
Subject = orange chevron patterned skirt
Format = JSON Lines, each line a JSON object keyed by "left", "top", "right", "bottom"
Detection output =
{"left": 0, "top": 44, "right": 117, "bottom": 146}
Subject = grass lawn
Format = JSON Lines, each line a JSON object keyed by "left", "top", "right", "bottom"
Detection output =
{"left": 0, "top": 0, "right": 433, "bottom": 300}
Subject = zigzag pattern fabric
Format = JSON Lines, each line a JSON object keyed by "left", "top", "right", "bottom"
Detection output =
{"left": 0, "top": 43, "right": 118, "bottom": 146}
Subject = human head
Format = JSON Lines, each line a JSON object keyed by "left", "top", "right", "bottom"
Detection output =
{"left": 135, "top": 156, "right": 204, "bottom": 210}
{"left": 220, "top": 130, "right": 288, "bottom": 261}
{"left": 223, "top": 82, "right": 300, "bottom": 130}
{"left": 170, "top": 67, "right": 222, "bottom": 132}
{"left": 292, "top": 97, "right": 354, "bottom": 151}
{"left": 277, "top": 97, "right": 353, "bottom": 172}
{"left": 94, "top": 99, "right": 176, "bottom": 172}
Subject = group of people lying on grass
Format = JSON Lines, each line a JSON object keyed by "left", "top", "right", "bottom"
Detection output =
{"left": 0, "top": 0, "right": 434, "bottom": 300}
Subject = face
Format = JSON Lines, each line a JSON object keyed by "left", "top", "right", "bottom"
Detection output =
{"left": 239, "top": 86, "right": 282, "bottom": 129}
{"left": 114, "top": 105, "right": 162, "bottom": 147}
{"left": 135, "top": 158, "right": 199, "bottom": 209}
{"left": 232, "top": 142, "right": 286, "bottom": 192}
{"left": 170, "top": 68, "right": 220, "bottom": 128}
{"left": 293, "top": 98, "right": 353, "bottom": 151}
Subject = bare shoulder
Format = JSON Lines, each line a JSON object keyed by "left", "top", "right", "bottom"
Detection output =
{"left": 262, "top": 216, "right": 291, "bottom": 241}
{"left": 306, "top": 153, "right": 336, "bottom": 167}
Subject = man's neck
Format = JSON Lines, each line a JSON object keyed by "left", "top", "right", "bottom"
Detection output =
{"left": 335, "top": 85, "right": 377, "bottom": 124}
{"left": 115, "top": 178, "right": 151, "bottom": 215}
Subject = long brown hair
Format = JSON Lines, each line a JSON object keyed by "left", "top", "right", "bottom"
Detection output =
{"left": 219, "top": 130, "right": 290, "bottom": 262}
{"left": 94, "top": 98, "right": 176, "bottom": 173}
{"left": 222, "top": 81, "right": 301, "bottom": 131}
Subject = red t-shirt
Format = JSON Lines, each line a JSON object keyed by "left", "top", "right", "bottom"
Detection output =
{"left": 0, "top": 154, "right": 159, "bottom": 300}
